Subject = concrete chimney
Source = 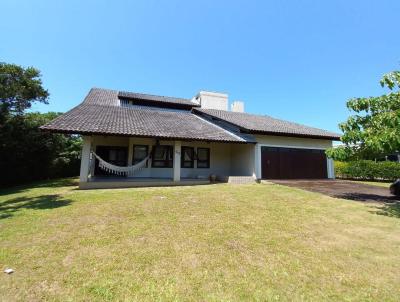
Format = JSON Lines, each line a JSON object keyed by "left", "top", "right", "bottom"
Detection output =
{"left": 231, "top": 101, "right": 244, "bottom": 113}
{"left": 193, "top": 91, "right": 228, "bottom": 111}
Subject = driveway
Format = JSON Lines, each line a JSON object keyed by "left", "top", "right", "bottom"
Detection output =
{"left": 270, "top": 179, "right": 397, "bottom": 203}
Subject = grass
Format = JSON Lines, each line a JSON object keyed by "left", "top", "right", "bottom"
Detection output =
{"left": 1, "top": 178, "right": 400, "bottom": 301}
{"left": 346, "top": 180, "right": 392, "bottom": 188}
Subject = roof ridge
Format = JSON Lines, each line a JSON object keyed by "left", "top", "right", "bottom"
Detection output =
{"left": 90, "top": 87, "right": 118, "bottom": 92}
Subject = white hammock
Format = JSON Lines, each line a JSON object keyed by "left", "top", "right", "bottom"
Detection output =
{"left": 92, "top": 150, "right": 151, "bottom": 177}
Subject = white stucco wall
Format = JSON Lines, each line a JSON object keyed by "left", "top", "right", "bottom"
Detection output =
{"left": 254, "top": 135, "right": 333, "bottom": 149}
{"left": 231, "top": 101, "right": 244, "bottom": 113}
{"left": 90, "top": 135, "right": 232, "bottom": 179}
{"left": 183, "top": 141, "right": 232, "bottom": 179}
{"left": 87, "top": 134, "right": 335, "bottom": 181}
{"left": 230, "top": 144, "right": 255, "bottom": 177}
{"left": 198, "top": 91, "right": 228, "bottom": 111}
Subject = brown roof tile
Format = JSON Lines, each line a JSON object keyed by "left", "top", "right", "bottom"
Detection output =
{"left": 40, "top": 88, "right": 247, "bottom": 143}
{"left": 41, "top": 87, "right": 340, "bottom": 142}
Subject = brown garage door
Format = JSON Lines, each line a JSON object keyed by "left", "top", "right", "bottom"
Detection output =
{"left": 261, "top": 147, "right": 327, "bottom": 179}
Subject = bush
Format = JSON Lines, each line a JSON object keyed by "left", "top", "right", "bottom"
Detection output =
{"left": 0, "top": 112, "right": 82, "bottom": 187}
{"left": 335, "top": 160, "right": 400, "bottom": 181}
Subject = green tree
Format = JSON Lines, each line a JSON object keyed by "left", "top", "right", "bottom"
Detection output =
{"left": 0, "top": 63, "right": 81, "bottom": 187}
{"left": 0, "top": 112, "right": 82, "bottom": 187}
{"left": 326, "top": 70, "right": 400, "bottom": 161}
{"left": 0, "top": 62, "right": 49, "bottom": 116}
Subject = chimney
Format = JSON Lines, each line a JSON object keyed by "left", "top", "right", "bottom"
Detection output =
{"left": 194, "top": 91, "right": 228, "bottom": 111}
{"left": 231, "top": 101, "right": 244, "bottom": 113}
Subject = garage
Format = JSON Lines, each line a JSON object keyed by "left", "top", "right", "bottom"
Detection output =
{"left": 261, "top": 147, "right": 328, "bottom": 179}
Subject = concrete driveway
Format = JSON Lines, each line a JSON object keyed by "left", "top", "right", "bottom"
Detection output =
{"left": 270, "top": 179, "right": 397, "bottom": 203}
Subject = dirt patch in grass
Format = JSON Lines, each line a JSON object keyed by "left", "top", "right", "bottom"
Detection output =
{"left": 271, "top": 179, "right": 397, "bottom": 203}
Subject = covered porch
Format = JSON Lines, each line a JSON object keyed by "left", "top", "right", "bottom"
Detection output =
{"left": 79, "top": 135, "right": 256, "bottom": 189}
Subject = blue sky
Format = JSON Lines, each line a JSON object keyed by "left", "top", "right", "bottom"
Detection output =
{"left": 1, "top": 0, "right": 399, "bottom": 133}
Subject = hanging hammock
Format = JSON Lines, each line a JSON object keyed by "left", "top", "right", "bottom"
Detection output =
{"left": 91, "top": 149, "right": 152, "bottom": 177}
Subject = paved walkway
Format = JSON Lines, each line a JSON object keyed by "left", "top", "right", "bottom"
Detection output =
{"left": 270, "top": 179, "right": 397, "bottom": 203}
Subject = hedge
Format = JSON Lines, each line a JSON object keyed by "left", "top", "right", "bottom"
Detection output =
{"left": 334, "top": 160, "right": 400, "bottom": 181}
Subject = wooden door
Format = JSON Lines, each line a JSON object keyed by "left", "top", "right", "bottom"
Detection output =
{"left": 261, "top": 147, "right": 280, "bottom": 179}
{"left": 261, "top": 147, "right": 327, "bottom": 179}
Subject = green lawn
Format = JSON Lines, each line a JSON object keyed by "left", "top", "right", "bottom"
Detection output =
{"left": 1, "top": 179, "right": 400, "bottom": 301}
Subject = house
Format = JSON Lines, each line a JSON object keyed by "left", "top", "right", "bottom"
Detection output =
{"left": 40, "top": 88, "right": 341, "bottom": 189}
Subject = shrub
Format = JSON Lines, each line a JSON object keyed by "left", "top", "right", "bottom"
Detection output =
{"left": 0, "top": 112, "right": 82, "bottom": 187}
{"left": 335, "top": 160, "right": 400, "bottom": 181}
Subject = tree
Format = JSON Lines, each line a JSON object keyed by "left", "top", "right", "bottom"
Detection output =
{"left": 326, "top": 70, "right": 400, "bottom": 161}
{"left": 0, "top": 112, "right": 82, "bottom": 187}
{"left": 0, "top": 62, "right": 49, "bottom": 116}
{"left": 0, "top": 63, "right": 81, "bottom": 187}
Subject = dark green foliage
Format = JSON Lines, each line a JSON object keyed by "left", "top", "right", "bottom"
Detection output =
{"left": 335, "top": 160, "right": 400, "bottom": 181}
{"left": 326, "top": 70, "right": 400, "bottom": 161}
{"left": 0, "top": 63, "right": 81, "bottom": 187}
{"left": 0, "top": 62, "right": 49, "bottom": 115}
{"left": 0, "top": 112, "right": 82, "bottom": 187}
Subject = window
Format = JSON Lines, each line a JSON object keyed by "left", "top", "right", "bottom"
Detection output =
{"left": 181, "top": 147, "right": 194, "bottom": 168}
{"left": 197, "top": 148, "right": 210, "bottom": 168}
{"left": 133, "top": 145, "right": 148, "bottom": 166}
{"left": 104, "top": 148, "right": 127, "bottom": 165}
{"left": 152, "top": 145, "right": 173, "bottom": 168}
{"left": 95, "top": 146, "right": 128, "bottom": 176}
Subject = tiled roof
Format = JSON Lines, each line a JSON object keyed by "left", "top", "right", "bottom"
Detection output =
{"left": 194, "top": 108, "right": 341, "bottom": 140}
{"left": 40, "top": 88, "right": 247, "bottom": 143}
{"left": 41, "top": 87, "right": 340, "bottom": 142}
{"left": 118, "top": 91, "right": 199, "bottom": 108}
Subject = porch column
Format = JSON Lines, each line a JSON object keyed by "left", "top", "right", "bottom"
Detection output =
{"left": 128, "top": 137, "right": 134, "bottom": 165}
{"left": 79, "top": 136, "right": 92, "bottom": 182}
{"left": 254, "top": 143, "right": 261, "bottom": 179}
{"left": 173, "top": 141, "right": 181, "bottom": 182}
